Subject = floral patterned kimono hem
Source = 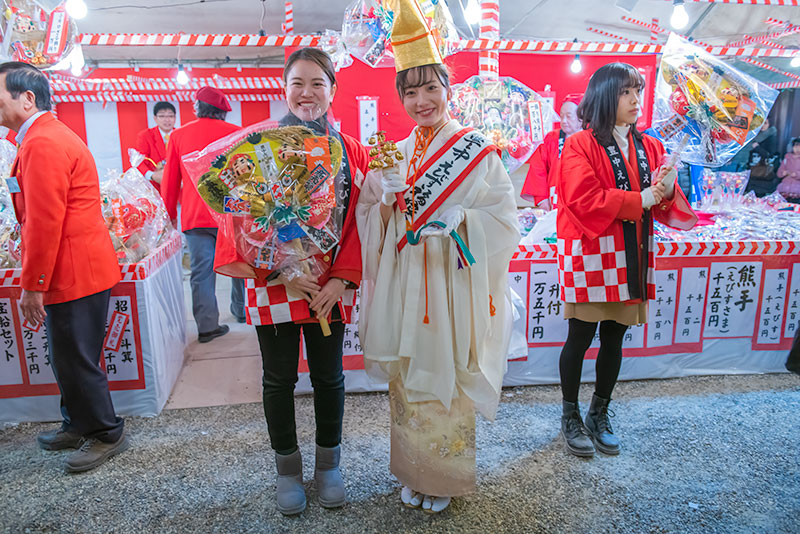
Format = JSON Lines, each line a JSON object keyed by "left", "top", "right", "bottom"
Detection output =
{"left": 389, "top": 379, "right": 476, "bottom": 498}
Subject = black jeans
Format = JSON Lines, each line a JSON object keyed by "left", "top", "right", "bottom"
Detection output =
{"left": 559, "top": 318, "right": 628, "bottom": 403}
{"left": 256, "top": 321, "right": 345, "bottom": 453}
{"left": 45, "top": 289, "right": 124, "bottom": 443}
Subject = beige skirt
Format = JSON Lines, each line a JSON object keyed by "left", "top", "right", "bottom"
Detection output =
{"left": 564, "top": 300, "right": 649, "bottom": 326}
{"left": 388, "top": 379, "right": 476, "bottom": 497}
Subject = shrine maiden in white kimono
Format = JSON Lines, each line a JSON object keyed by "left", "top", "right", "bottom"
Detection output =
{"left": 356, "top": 118, "right": 519, "bottom": 497}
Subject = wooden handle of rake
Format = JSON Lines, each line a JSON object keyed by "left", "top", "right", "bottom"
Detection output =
{"left": 295, "top": 242, "right": 331, "bottom": 337}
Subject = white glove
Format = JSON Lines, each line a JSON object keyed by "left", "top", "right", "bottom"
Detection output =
{"left": 419, "top": 205, "right": 465, "bottom": 239}
{"left": 641, "top": 188, "right": 657, "bottom": 210}
{"left": 380, "top": 166, "right": 407, "bottom": 206}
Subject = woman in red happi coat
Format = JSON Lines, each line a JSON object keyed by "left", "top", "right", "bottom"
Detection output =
{"left": 556, "top": 63, "right": 696, "bottom": 458}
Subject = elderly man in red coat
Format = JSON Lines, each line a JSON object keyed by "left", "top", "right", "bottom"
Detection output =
{"left": 521, "top": 93, "right": 583, "bottom": 210}
{"left": 0, "top": 62, "right": 127, "bottom": 472}
{"left": 161, "top": 87, "right": 245, "bottom": 342}
{"left": 135, "top": 101, "right": 175, "bottom": 193}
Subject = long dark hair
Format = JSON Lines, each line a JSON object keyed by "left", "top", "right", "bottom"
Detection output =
{"left": 577, "top": 62, "right": 645, "bottom": 145}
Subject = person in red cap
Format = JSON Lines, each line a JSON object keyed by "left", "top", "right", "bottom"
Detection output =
{"left": 521, "top": 93, "right": 583, "bottom": 210}
{"left": 161, "top": 86, "right": 245, "bottom": 342}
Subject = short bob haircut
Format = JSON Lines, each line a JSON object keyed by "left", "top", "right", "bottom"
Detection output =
{"left": 791, "top": 137, "right": 800, "bottom": 148}
{"left": 395, "top": 63, "right": 450, "bottom": 99}
{"left": 577, "top": 62, "right": 645, "bottom": 145}
{"left": 283, "top": 47, "right": 337, "bottom": 87}
{"left": 0, "top": 61, "right": 51, "bottom": 111}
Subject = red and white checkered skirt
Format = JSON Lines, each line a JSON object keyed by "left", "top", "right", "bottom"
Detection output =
{"left": 244, "top": 278, "right": 357, "bottom": 326}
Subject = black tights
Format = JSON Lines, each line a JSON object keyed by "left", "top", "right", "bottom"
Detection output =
{"left": 559, "top": 318, "right": 628, "bottom": 403}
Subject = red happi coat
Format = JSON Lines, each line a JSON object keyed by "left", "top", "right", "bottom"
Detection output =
{"left": 557, "top": 129, "right": 696, "bottom": 303}
{"left": 521, "top": 129, "right": 562, "bottom": 207}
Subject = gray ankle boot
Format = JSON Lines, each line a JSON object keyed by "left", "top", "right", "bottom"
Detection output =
{"left": 561, "top": 400, "right": 595, "bottom": 457}
{"left": 275, "top": 449, "right": 306, "bottom": 515}
{"left": 315, "top": 444, "right": 346, "bottom": 508}
{"left": 584, "top": 394, "right": 621, "bottom": 455}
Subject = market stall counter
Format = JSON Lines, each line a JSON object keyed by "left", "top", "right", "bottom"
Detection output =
{"left": 0, "top": 233, "right": 185, "bottom": 423}
{"left": 503, "top": 239, "right": 795, "bottom": 386}
{"left": 280, "top": 235, "right": 797, "bottom": 395}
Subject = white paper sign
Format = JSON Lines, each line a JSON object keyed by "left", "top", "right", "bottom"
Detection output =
{"left": 527, "top": 263, "right": 567, "bottom": 343}
{"left": 18, "top": 314, "right": 55, "bottom": 385}
{"left": 342, "top": 290, "right": 361, "bottom": 357}
{"left": 647, "top": 270, "right": 678, "bottom": 347}
{"left": 757, "top": 269, "right": 788, "bottom": 344}
{"left": 103, "top": 297, "right": 139, "bottom": 382}
{"left": 358, "top": 97, "right": 378, "bottom": 146}
{"left": 0, "top": 298, "right": 22, "bottom": 386}
{"left": 704, "top": 262, "right": 761, "bottom": 338}
{"left": 784, "top": 263, "right": 800, "bottom": 339}
{"left": 675, "top": 267, "right": 708, "bottom": 343}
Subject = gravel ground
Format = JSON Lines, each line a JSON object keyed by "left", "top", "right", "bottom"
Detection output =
{"left": 1, "top": 373, "right": 798, "bottom": 534}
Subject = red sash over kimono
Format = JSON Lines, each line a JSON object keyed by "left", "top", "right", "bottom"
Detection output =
{"left": 557, "top": 129, "right": 696, "bottom": 303}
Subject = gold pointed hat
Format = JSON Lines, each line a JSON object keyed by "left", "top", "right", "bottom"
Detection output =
{"left": 387, "top": 0, "right": 443, "bottom": 73}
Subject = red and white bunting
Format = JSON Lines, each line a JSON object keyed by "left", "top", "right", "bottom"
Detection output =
{"left": 761, "top": 40, "right": 786, "bottom": 49}
{"left": 48, "top": 75, "right": 284, "bottom": 92}
{"left": 74, "top": 32, "right": 798, "bottom": 58}
{"left": 478, "top": 1, "right": 500, "bottom": 80}
{"left": 728, "top": 23, "right": 800, "bottom": 47}
{"left": 678, "top": 0, "right": 798, "bottom": 4}
{"left": 52, "top": 92, "right": 286, "bottom": 103}
{"left": 742, "top": 57, "right": 800, "bottom": 81}
{"left": 78, "top": 33, "right": 319, "bottom": 47}
{"left": 458, "top": 39, "right": 798, "bottom": 57}
{"left": 651, "top": 18, "right": 660, "bottom": 43}
{"left": 586, "top": 26, "right": 643, "bottom": 44}
{"left": 764, "top": 17, "right": 792, "bottom": 27}
{"left": 282, "top": 2, "right": 294, "bottom": 34}
{"left": 621, "top": 16, "right": 712, "bottom": 48}
{"left": 770, "top": 80, "right": 800, "bottom": 89}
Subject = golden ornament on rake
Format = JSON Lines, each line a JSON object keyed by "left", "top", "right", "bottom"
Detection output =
{"left": 367, "top": 130, "right": 408, "bottom": 211}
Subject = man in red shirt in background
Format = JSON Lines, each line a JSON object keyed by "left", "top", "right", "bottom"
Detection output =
{"left": 135, "top": 101, "right": 175, "bottom": 193}
{"left": 521, "top": 93, "right": 583, "bottom": 210}
{"left": 161, "top": 87, "right": 245, "bottom": 342}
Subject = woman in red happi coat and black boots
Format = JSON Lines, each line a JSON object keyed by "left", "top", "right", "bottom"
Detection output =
{"left": 556, "top": 63, "right": 697, "bottom": 457}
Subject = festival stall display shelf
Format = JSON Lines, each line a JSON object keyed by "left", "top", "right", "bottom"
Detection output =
{"left": 502, "top": 240, "right": 795, "bottom": 386}
{"left": 289, "top": 237, "right": 795, "bottom": 395}
{"left": 0, "top": 233, "right": 185, "bottom": 423}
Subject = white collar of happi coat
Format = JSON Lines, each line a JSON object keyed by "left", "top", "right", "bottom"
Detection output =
{"left": 15, "top": 111, "right": 47, "bottom": 145}
{"left": 612, "top": 124, "right": 631, "bottom": 161}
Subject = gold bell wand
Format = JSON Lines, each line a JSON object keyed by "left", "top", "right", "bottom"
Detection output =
{"left": 367, "top": 131, "right": 406, "bottom": 211}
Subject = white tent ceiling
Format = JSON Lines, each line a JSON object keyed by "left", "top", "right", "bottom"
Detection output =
{"left": 75, "top": 0, "right": 799, "bottom": 83}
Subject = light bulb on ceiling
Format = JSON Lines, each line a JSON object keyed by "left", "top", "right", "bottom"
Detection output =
{"left": 65, "top": 0, "right": 88, "bottom": 19}
{"left": 464, "top": 0, "right": 481, "bottom": 26}
{"left": 670, "top": 0, "right": 689, "bottom": 30}
{"left": 176, "top": 64, "right": 189, "bottom": 86}
{"left": 791, "top": 55, "right": 800, "bottom": 68}
{"left": 570, "top": 54, "right": 582, "bottom": 74}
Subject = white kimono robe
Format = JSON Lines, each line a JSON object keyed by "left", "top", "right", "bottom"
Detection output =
{"left": 356, "top": 119, "right": 520, "bottom": 420}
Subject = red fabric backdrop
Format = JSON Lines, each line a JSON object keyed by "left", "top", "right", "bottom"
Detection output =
{"left": 330, "top": 51, "right": 658, "bottom": 142}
